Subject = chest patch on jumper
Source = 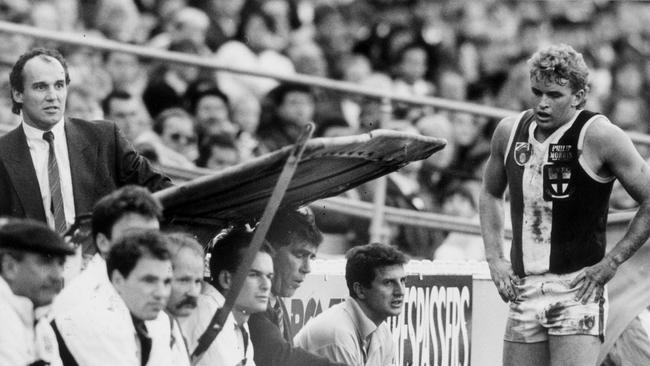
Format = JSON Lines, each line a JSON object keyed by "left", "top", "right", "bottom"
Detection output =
{"left": 548, "top": 144, "right": 574, "bottom": 162}
{"left": 514, "top": 142, "right": 532, "bottom": 166}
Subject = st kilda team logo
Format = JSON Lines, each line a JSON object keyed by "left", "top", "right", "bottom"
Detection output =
{"left": 543, "top": 144, "right": 575, "bottom": 200}
{"left": 514, "top": 142, "right": 532, "bottom": 166}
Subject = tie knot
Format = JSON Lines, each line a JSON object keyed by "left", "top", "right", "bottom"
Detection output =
{"left": 43, "top": 131, "right": 54, "bottom": 144}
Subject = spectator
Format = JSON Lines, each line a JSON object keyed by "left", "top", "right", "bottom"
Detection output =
{"left": 195, "top": 133, "right": 241, "bottom": 170}
{"left": 65, "top": 85, "right": 102, "bottom": 121}
{"left": 0, "top": 218, "right": 74, "bottom": 366}
{"left": 0, "top": 48, "right": 172, "bottom": 235}
{"left": 102, "top": 89, "right": 151, "bottom": 142}
{"left": 135, "top": 107, "right": 198, "bottom": 168}
{"left": 180, "top": 225, "right": 274, "bottom": 366}
{"left": 143, "top": 39, "right": 204, "bottom": 119}
{"left": 214, "top": 0, "right": 295, "bottom": 99}
{"left": 186, "top": 86, "right": 238, "bottom": 145}
{"left": 103, "top": 51, "right": 149, "bottom": 97}
{"left": 295, "top": 243, "right": 407, "bottom": 365}
{"left": 147, "top": 6, "right": 210, "bottom": 52}
{"left": 257, "top": 83, "right": 315, "bottom": 151}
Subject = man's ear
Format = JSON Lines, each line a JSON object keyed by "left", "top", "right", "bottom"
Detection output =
{"left": 110, "top": 269, "right": 125, "bottom": 288}
{"left": 0, "top": 255, "right": 18, "bottom": 281}
{"left": 572, "top": 89, "right": 585, "bottom": 108}
{"left": 11, "top": 88, "right": 23, "bottom": 104}
{"left": 218, "top": 271, "right": 232, "bottom": 291}
{"left": 96, "top": 233, "right": 111, "bottom": 258}
{"left": 352, "top": 282, "right": 366, "bottom": 300}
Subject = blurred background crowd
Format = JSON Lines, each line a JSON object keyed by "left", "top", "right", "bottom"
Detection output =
{"left": 0, "top": 0, "right": 649, "bottom": 260}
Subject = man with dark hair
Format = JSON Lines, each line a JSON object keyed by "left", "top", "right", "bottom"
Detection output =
{"left": 249, "top": 207, "right": 349, "bottom": 366}
{"left": 101, "top": 89, "right": 148, "bottom": 142}
{"left": 295, "top": 243, "right": 407, "bottom": 366}
{"left": 0, "top": 218, "right": 74, "bottom": 365}
{"left": 51, "top": 186, "right": 188, "bottom": 365}
{"left": 181, "top": 226, "right": 274, "bottom": 366}
{"left": 257, "top": 83, "right": 316, "bottom": 151}
{"left": 0, "top": 47, "right": 171, "bottom": 235}
{"left": 107, "top": 230, "right": 187, "bottom": 366}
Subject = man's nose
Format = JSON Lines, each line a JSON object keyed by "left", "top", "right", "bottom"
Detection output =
{"left": 261, "top": 275, "right": 271, "bottom": 290}
{"left": 300, "top": 258, "right": 312, "bottom": 274}
{"left": 394, "top": 281, "right": 406, "bottom": 296}
{"left": 538, "top": 94, "right": 550, "bottom": 108}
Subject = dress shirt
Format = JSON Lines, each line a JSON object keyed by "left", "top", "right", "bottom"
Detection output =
{"left": 179, "top": 283, "right": 255, "bottom": 366}
{"left": 22, "top": 119, "right": 75, "bottom": 229}
{"left": 53, "top": 254, "right": 180, "bottom": 366}
{"left": 294, "top": 297, "right": 394, "bottom": 366}
{"left": 0, "top": 276, "right": 62, "bottom": 366}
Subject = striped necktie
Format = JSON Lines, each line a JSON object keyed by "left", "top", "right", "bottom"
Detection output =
{"left": 42, "top": 131, "right": 67, "bottom": 234}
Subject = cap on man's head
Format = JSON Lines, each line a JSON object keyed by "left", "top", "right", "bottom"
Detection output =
{"left": 0, "top": 218, "right": 75, "bottom": 256}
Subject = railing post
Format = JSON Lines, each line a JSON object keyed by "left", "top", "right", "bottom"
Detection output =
{"left": 369, "top": 98, "right": 392, "bottom": 243}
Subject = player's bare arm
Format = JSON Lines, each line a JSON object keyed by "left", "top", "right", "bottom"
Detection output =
{"left": 480, "top": 115, "right": 520, "bottom": 302}
{"left": 571, "top": 117, "right": 650, "bottom": 303}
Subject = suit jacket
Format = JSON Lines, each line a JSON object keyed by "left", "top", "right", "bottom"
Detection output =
{"left": 0, "top": 118, "right": 172, "bottom": 221}
{"left": 249, "top": 299, "right": 347, "bottom": 366}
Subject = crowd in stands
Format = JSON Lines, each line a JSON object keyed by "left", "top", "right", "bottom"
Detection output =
{"left": 0, "top": 0, "right": 649, "bottom": 260}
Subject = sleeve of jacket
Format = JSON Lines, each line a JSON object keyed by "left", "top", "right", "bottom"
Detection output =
{"left": 248, "top": 312, "right": 349, "bottom": 366}
{"left": 113, "top": 122, "right": 173, "bottom": 191}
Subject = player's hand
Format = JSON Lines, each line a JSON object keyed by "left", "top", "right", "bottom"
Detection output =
{"left": 487, "top": 257, "right": 520, "bottom": 303}
{"left": 570, "top": 257, "right": 618, "bottom": 304}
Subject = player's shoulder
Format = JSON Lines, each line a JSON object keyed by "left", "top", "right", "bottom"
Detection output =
{"left": 583, "top": 114, "right": 627, "bottom": 146}
{"left": 490, "top": 113, "right": 521, "bottom": 148}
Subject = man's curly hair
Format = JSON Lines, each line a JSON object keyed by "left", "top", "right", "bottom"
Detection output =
{"left": 528, "top": 44, "right": 590, "bottom": 108}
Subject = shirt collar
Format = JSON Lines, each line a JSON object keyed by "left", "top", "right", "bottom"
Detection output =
{"left": 22, "top": 117, "right": 65, "bottom": 143}
{"left": 344, "top": 296, "right": 379, "bottom": 341}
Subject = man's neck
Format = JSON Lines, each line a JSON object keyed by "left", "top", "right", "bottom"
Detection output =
{"left": 232, "top": 308, "right": 249, "bottom": 326}
{"left": 355, "top": 297, "right": 384, "bottom": 326}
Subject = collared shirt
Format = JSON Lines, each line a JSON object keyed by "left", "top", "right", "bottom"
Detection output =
{"left": 0, "top": 276, "right": 62, "bottom": 366}
{"left": 179, "top": 283, "right": 255, "bottom": 366}
{"left": 294, "top": 297, "right": 394, "bottom": 366}
{"left": 22, "top": 119, "right": 75, "bottom": 229}
{"left": 53, "top": 255, "right": 182, "bottom": 366}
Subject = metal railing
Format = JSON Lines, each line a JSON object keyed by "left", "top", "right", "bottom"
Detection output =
{"left": 0, "top": 20, "right": 640, "bottom": 241}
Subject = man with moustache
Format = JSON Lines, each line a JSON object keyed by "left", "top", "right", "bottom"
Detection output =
{"left": 0, "top": 48, "right": 171, "bottom": 236}
{"left": 479, "top": 44, "right": 650, "bottom": 366}
{"left": 164, "top": 232, "right": 205, "bottom": 362}
{"left": 51, "top": 186, "right": 188, "bottom": 365}
{"left": 180, "top": 226, "right": 274, "bottom": 366}
{"left": 295, "top": 243, "right": 407, "bottom": 366}
{"left": 0, "top": 218, "right": 75, "bottom": 366}
{"left": 249, "top": 208, "right": 348, "bottom": 366}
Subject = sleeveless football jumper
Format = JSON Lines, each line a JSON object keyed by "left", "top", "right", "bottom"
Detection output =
{"left": 504, "top": 109, "right": 615, "bottom": 277}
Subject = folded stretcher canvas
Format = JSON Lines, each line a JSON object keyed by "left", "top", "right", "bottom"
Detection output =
{"left": 154, "top": 129, "right": 445, "bottom": 240}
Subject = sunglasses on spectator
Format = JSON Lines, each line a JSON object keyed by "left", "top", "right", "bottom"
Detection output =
{"left": 170, "top": 133, "right": 197, "bottom": 144}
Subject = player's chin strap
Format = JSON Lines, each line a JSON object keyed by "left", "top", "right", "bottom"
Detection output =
{"left": 190, "top": 122, "right": 314, "bottom": 365}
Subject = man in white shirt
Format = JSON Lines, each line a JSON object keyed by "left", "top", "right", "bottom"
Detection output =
{"left": 181, "top": 226, "right": 274, "bottom": 366}
{"left": 164, "top": 232, "right": 205, "bottom": 365}
{"left": 0, "top": 47, "right": 171, "bottom": 235}
{"left": 52, "top": 186, "right": 188, "bottom": 366}
{"left": 294, "top": 243, "right": 407, "bottom": 366}
{"left": 0, "top": 218, "right": 75, "bottom": 366}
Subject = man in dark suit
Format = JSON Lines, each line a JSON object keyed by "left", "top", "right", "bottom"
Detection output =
{"left": 0, "top": 48, "right": 172, "bottom": 234}
{"left": 248, "top": 207, "right": 348, "bottom": 366}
